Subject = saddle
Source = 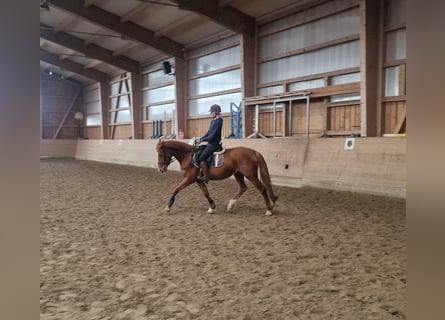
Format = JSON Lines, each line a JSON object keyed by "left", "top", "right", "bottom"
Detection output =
{"left": 193, "top": 144, "right": 225, "bottom": 168}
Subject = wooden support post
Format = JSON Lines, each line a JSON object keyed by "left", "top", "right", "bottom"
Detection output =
{"left": 174, "top": 57, "right": 187, "bottom": 138}
{"left": 241, "top": 33, "right": 256, "bottom": 137}
{"left": 360, "top": 0, "right": 381, "bottom": 137}
{"left": 99, "top": 81, "right": 109, "bottom": 139}
{"left": 131, "top": 71, "right": 142, "bottom": 139}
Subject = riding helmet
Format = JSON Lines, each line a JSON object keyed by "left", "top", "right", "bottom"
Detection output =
{"left": 209, "top": 104, "right": 222, "bottom": 115}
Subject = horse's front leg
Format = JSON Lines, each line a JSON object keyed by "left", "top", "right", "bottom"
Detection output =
{"left": 196, "top": 181, "right": 216, "bottom": 213}
{"left": 164, "top": 177, "right": 195, "bottom": 212}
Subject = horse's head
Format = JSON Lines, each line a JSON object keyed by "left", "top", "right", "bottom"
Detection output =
{"left": 156, "top": 139, "right": 194, "bottom": 173}
{"left": 155, "top": 139, "right": 174, "bottom": 173}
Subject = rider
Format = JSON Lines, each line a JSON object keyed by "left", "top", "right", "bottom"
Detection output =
{"left": 197, "top": 104, "right": 223, "bottom": 183}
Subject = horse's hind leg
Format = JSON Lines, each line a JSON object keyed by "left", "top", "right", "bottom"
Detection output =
{"left": 227, "top": 172, "right": 247, "bottom": 211}
{"left": 248, "top": 177, "right": 274, "bottom": 216}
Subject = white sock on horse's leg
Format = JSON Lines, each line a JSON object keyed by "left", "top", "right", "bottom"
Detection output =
{"left": 227, "top": 199, "right": 237, "bottom": 211}
{"left": 207, "top": 207, "right": 216, "bottom": 214}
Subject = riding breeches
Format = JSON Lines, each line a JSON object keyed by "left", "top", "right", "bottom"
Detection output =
{"left": 198, "top": 144, "right": 219, "bottom": 163}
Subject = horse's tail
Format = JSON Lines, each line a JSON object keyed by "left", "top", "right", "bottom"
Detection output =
{"left": 256, "top": 151, "right": 278, "bottom": 204}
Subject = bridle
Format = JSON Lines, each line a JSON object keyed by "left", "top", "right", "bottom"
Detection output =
{"left": 158, "top": 147, "right": 176, "bottom": 166}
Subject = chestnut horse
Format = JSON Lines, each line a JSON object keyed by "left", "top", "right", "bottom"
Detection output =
{"left": 156, "top": 139, "right": 278, "bottom": 215}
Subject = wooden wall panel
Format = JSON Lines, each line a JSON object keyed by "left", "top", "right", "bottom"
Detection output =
{"left": 42, "top": 127, "right": 56, "bottom": 139}
{"left": 42, "top": 126, "right": 80, "bottom": 139}
{"left": 40, "top": 73, "right": 83, "bottom": 139}
{"left": 383, "top": 101, "right": 406, "bottom": 134}
{"left": 187, "top": 115, "right": 230, "bottom": 139}
{"left": 110, "top": 125, "right": 132, "bottom": 140}
{"left": 244, "top": 101, "right": 326, "bottom": 138}
{"left": 86, "top": 127, "right": 102, "bottom": 139}
{"left": 327, "top": 104, "right": 361, "bottom": 134}
{"left": 142, "top": 123, "right": 152, "bottom": 139}
{"left": 290, "top": 101, "right": 325, "bottom": 137}
{"left": 40, "top": 139, "right": 77, "bottom": 158}
{"left": 58, "top": 127, "right": 82, "bottom": 139}
{"left": 258, "top": 111, "right": 282, "bottom": 136}
{"left": 187, "top": 119, "right": 207, "bottom": 139}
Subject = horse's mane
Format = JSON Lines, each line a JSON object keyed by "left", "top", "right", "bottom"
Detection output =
{"left": 157, "top": 139, "right": 194, "bottom": 154}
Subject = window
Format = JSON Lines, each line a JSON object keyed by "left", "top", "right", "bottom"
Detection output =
{"left": 85, "top": 84, "right": 101, "bottom": 127}
{"left": 258, "top": 3, "right": 360, "bottom": 92}
{"left": 142, "top": 64, "right": 176, "bottom": 121}
{"left": 383, "top": 0, "right": 406, "bottom": 98}
{"left": 187, "top": 40, "right": 241, "bottom": 117}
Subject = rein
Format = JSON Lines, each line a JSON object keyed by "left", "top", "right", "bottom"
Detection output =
{"left": 158, "top": 158, "right": 176, "bottom": 166}
{"left": 158, "top": 147, "right": 176, "bottom": 166}
{"left": 158, "top": 141, "right": 194, "bottom": 167}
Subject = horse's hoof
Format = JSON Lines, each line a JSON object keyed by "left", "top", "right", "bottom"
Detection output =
{"left": 227, "top": 199, "right": 237, "bottom": 211}
{"left": 265, "top": 210, "right": 273, "bottom": 216}
{"left": 163, "top": 206, "right": 170, "bottom": 213}
{"left": 207, "top": 208, "right": 216, "bottom": 214}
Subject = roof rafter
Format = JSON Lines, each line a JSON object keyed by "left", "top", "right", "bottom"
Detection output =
{"left": 50, "top": 0, "right": 185, "bottom": 60}
{"left": 171, "top": 0, "right": 255, "bottom": 36}
{"left": 40, "top": 23, "right": 140, "bottom": 73}
{"left": 121, "top": 2, "right": 154, "bottom": 22}
{"left": 40, "top": 50, "right": 110, "bottom": 83}
{"left": 154, "top": 13, "right": 199, "bottom": 38}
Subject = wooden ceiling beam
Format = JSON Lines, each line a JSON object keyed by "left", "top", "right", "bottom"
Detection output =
{"left": 154, "top": 14, "right": 199, "bottom": 38}
{"left": 121, "top": 3, "right": 154, "bottom": 22}
{"left": 171, "top": 0, "right": 255, "bottom": 36}
{"left": 113, "top": 42, "right": 143, "bottom": 57}
{"left": 83, "top": 59, "right": 104, "bottom": 69}
{"left": 50, "top": 0, "right": 185, "bottom": 60}
{"left": 53, "top": 16, "right": 79, "bottom": 33}
{"left": 40, "top": 50, "right": 110, "bottom": 83}
{"left": 61, "top": 71, "right": 77, "bottom": 80}
{"left": 83, "top": 0, "right": 102, "bottom": 8}
{"left": 40, "top": 23, "right": 140, "bottom": 73}
{"left": 58, "top": 49, "right": 78, "bottom": 60}
{"left": 83, "top": 26, "right": 108, "bottom": 45}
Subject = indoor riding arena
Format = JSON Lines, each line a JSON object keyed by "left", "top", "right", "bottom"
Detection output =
{"left": 40, "top": 0, "right": 406, "bottom": 319}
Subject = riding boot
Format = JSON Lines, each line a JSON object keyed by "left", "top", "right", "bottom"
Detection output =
{"left": 198, "top": 161, "right": 209, "bottom": 183}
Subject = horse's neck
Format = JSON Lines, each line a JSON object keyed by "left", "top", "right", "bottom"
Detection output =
{"left": 168, "top": 142, "right": 192, "bottom": 164}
